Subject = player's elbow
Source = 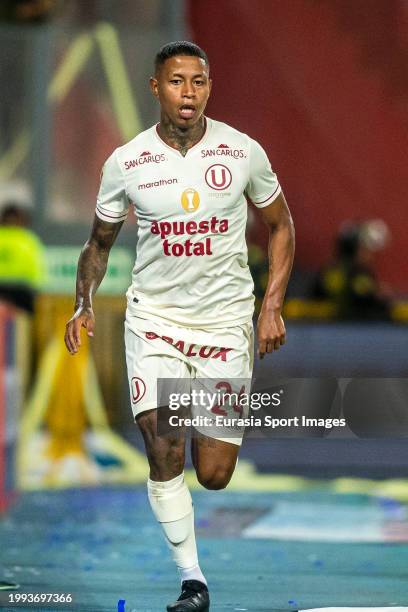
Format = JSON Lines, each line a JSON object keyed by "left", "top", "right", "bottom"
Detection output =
{"left": 286, "top": 214, "right": 295, "bottom": 240}
{"left": 270, "top": 213, "right": 295, "bottom": 241}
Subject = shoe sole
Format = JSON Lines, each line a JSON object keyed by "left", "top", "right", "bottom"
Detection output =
{"left": 166, "top": 605, "right": 209, "bottom": 612}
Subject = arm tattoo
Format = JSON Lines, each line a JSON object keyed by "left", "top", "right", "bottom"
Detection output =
{"left": 75, "top": 217, "right": 124, "bottom": 309}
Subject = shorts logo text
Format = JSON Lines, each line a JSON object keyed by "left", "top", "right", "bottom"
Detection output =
{"left": 145, "top": 332, "right": 232, "bottom": 362}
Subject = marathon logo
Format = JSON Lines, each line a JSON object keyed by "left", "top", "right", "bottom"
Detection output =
{"left": 138, "top": 178, "right": 178, "bottom": 190}
{"left": 145, "top": 331, "right": 232, "bottom": 362}
{"left": 201, "top": 144, "right": 246, "bottom": 159}
{"left": 124, "top": 151, "right": 166, "bottom": 170}
{"left": 150, "top": 216, "right": 229, "bottom": 257}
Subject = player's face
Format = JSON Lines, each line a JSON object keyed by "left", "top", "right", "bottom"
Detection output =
{"left": 150, "top": 55, "right": 212, "bottom": 129}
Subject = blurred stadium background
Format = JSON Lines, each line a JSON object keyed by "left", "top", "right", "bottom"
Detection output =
{"left": 0, "top": 1, "right": 408, "bottom": 610}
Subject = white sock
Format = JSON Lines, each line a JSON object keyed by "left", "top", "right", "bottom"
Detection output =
{"left": 147, "top": 473, "right": 207, "bottom": 586}
{"left": 179, "top": 563, "right": 207, "bottom": 585}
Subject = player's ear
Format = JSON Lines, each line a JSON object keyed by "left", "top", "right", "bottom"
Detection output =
{"left": 150, "top": 77, "right": 159, "bottom": 98}
{"left": 208, "top": 78, "right": 212, "bottom": 95}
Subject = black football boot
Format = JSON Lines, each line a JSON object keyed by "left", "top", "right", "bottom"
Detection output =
{"left": 166, "top": 580, "right": 210, "bottom": 611}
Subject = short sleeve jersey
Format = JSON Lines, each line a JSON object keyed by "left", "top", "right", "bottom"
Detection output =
{"left": 96, "top": 117, "right": 281, "bottom": 328}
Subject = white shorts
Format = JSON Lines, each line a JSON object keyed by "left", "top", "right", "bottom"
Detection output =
{"left": 124, "top": 313, "right": 254, "bottom": 446}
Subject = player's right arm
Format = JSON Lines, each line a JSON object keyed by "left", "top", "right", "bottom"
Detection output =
{"left": 65, "top": 148, "right": 129, "bottom": 354}
{"left": 64, "top": 216, "right": 124, "bottom": 354}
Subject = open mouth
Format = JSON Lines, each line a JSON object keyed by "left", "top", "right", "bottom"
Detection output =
{"left": 179, "top": 105, "right": 196, "bottom": 119}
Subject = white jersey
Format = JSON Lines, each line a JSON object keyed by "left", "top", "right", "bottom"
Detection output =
{"left": 96, "top": 117, "right": 281, "bottom": 328}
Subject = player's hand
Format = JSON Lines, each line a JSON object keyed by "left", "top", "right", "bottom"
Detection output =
{"left": 257, "top": 309, "right": 286, "bottom": 359}
{"left": 64, "top": 305, "right": 95, "bottom": 354}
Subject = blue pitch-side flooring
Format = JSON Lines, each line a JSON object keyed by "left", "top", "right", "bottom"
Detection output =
{"left": 1, "top": 488, "right": 408, "bottom": 612}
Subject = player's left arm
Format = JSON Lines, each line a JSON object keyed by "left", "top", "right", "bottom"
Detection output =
{"left": 256, "top": 191, "right": 295, "bottom": 358}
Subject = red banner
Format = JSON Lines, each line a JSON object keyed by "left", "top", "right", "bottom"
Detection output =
{"left": 188, "top": 0, "right": 408, "bottom": 292}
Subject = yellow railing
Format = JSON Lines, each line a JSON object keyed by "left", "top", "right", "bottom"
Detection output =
{"left": 0, "top": 22, "right": 141, "bottom": 180}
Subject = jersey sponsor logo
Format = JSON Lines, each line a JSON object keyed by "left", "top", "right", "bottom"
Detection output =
{"left": 181, "top": 188, "right": 200, "bottom": 212}
{"left": 145, "top": 331, "right": 232, "bottom": 362}
{"left": 124, "top": 152, "right": 166, "bottom": 170}
{"left": 131, "top": 377, "right": 146, "bottom": 404}
{"left": 205, "top": 164, "right": 232, "bottom": 190}
{"left": 201, "top": 144, "right": 246, "bottom": 159}
{"left": 150, "top": 216, "right": 229, "bottom": 257}
{"left": 138, "top": 178, "right": 178, "bottom": 190}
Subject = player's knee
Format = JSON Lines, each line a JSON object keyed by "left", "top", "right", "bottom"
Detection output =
{"left": 196, "top": 466, "right": 232, "bottom": 490}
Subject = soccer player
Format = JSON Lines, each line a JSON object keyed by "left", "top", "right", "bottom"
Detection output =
{"left": 65, "top": 42, "right": 295, "bottom": 611}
